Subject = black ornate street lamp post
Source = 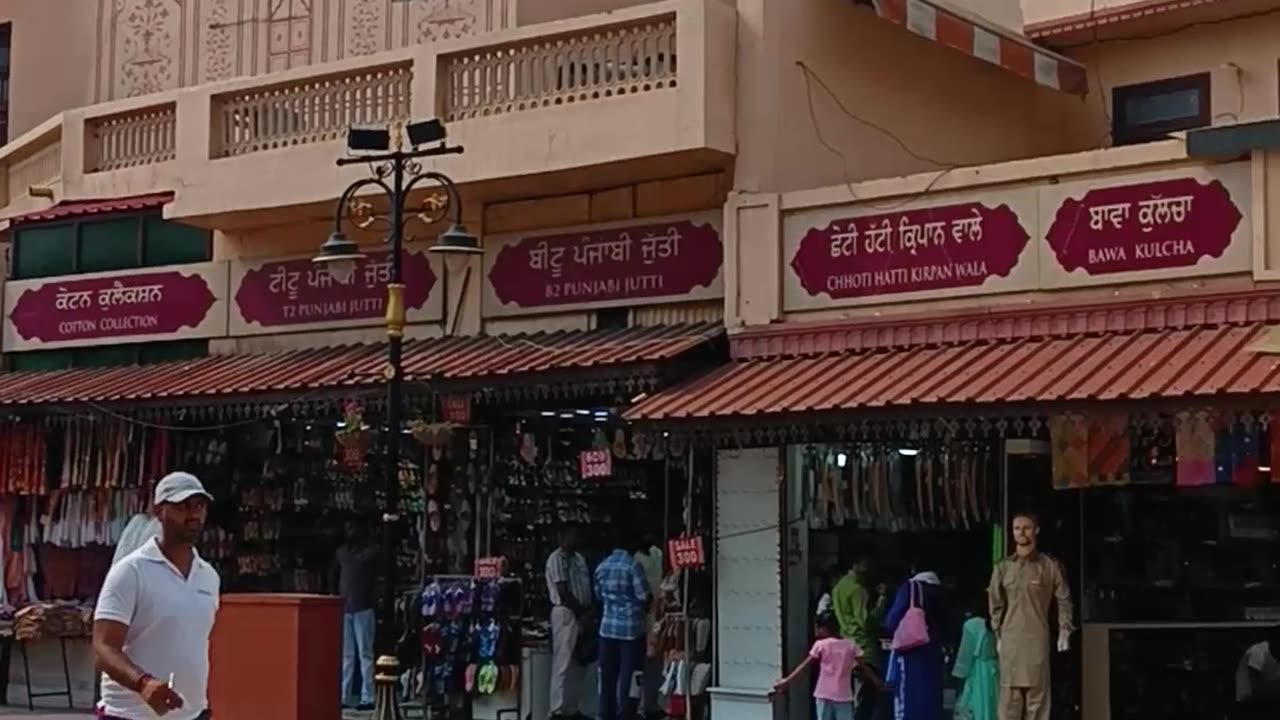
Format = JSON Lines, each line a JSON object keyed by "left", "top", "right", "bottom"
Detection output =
{"left": 313, "top": 119, "right": 480, "bottom": 657}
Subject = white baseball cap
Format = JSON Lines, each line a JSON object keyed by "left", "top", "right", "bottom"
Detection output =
{"left": 153, "top": 472, "right": 214, "bottom": 506}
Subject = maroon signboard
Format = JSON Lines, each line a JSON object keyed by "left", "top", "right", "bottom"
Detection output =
{"left": 1044, "top": 177, "right": 1243, "bottom": 275}
{"left": 234, "top": 249, "right": 437, "bottom": 330}
{"left": 486, "top": 219, "right": 723, "bottom": 312}
{"left": 790, "top": 202, "right": 1030, "bottom": 300}
{"left": 7, "top": 269, "right": 219, "bottom": 346}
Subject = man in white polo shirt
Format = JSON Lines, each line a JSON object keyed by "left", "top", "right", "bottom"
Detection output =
{"left": 93, "top": 472, "right": 221, "bottom": 719}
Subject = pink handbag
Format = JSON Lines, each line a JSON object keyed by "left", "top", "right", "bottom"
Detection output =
{"left": 890, "top": 581, "right": 930, "bottom": 651}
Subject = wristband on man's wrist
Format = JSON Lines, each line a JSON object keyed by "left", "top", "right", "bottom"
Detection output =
{"left": 135, "top": 673, "right": 154, "bottom": 693}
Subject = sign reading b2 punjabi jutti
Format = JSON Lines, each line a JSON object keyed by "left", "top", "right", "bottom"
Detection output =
{"left": 2, "top": 263, "right": 229, "bottom": 351}
{"left": 483, "top": 212, "right": 724, "bottom": 316}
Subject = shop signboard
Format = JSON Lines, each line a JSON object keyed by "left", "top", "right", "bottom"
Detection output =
{"left": 782, "top": 161, "right": 1252, "bottom": 311}
{"left": 474, "top": 557, "right": 507, "bottom": 579}
{"left": 229, "top": 247, "right": 443, "bottom": 336}
{"left": 441, "top": 395, "right": 472, "bottom": 425}
{"left": 1038, "top": 162, "right": 1251, "bottom": 287}
{"left": 668, "top": 535, "right": 706, "bottom": 569}
{"left": 483, "top": 212, "right": 724, "bottom": 317}
{"left": 579, "top": 449, "right": 613, "bottom": 480}
{"left": 2, "top": 262, "right": 229, "bottom": 351}
{"left": 783, "top": 187, "right": 1040, "bottom": 311}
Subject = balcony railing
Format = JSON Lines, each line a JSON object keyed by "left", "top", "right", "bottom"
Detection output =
{"left": 0, "top": 0, "right": 732, "bottom": 221}
{"left": 212, "top": 62, "right": 412, "bottom": 157}
{"left": 442, "top": 16, "right": 678, "bottom": 122}
{"left": 88, "top": 104, "right": 176, "bottom": 172}
{"left": 7, "top": 139, "right": 60, "bottom": 205}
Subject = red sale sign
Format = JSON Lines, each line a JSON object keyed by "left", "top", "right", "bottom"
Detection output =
{"left": 474, "top": 557, "right": 506, "bottom": 579}
{"left": 668, "top": 535, "right": 705, "bottom": 569}
{"left": 579, "top": 449, "right": 612, "bottom": 479}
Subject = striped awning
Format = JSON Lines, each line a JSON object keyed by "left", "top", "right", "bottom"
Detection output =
{"left": 624, "top": 323, "right": 1280, "bottom": 422}
{"left": 0, "top": 324, "right": 724, "bottom": 408}
{"left": 869, "top": 0, "right": 1089, "bottom": 95}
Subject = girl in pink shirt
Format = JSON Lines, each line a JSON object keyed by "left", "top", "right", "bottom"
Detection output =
{"left": 774, "top": 616, "right": 883, "bottom": 720}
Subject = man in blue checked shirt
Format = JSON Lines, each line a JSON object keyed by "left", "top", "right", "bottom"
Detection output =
{"left": 594, "top": 528, "right": 653, "bottom": 720}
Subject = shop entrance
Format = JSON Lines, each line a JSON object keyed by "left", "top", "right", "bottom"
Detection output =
{"left": 1004, "top": 440, "right": 1082, "bottom": 720}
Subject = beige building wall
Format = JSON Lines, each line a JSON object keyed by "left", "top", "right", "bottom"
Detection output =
{"left": 1060, "top": 10, "right": 1280, "bottom": 143}
{"left": 0, "top": 0, "right": 97, "bottom": 140}
{"left": 733, "top": 0, "right": 1098, "bottom": 195}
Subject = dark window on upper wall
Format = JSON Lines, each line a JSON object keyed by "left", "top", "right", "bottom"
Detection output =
{"left": 1112, "top": 73, "right": 1211, "bottom": 146}
{"left": 0, "top": 23, "right": 11, "bottom": 143}
{"left": 11, "top": 213, "right": 212, "bottom": 280}
{"left": 596, "top": 307, "right": 630, "bottom": 330}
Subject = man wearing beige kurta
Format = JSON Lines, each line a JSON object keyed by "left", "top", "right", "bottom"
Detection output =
{"left": 988, "top": 513, "right": 1073, "bottom": 720}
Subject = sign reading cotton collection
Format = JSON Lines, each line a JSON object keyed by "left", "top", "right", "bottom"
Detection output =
{"left": 3, "top": 264, "right": 229, "bottom": 351}
{"left": 783, "top": 162, "right": 1252, "bottom": 310}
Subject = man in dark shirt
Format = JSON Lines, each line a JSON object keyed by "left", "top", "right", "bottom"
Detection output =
{"left": 333, "top": 520, "right": 379, "bottom": 711}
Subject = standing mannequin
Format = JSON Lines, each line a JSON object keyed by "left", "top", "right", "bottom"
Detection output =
{"left": 987, "top": 512, "right": 1073, "bottom": 720}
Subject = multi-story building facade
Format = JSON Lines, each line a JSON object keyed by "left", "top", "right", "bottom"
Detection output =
{"left": 0, "top": 0, "right": 1278, "bottom": 718}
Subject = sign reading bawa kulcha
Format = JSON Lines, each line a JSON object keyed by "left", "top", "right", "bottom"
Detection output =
{"left": 483, "top": 211, "right": 724, "bottom": 317}
{"left": 783, "top": 162, "right": 1251, "bottom": 311}
{"left": 229, "top": 247, "right": 444, "bottom": 336}
{"left": 2, "top": 263, "right": 230, "bottom": 351}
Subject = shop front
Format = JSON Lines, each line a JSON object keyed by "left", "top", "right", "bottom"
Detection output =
{"left": 626, "top": 145, "right": 1280, "bottom": 720}
{"left": 0, "top": 199, "right": 732, "bottom": 718}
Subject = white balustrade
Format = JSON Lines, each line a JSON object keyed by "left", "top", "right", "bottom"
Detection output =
{"left": 213, "top": 64, "right": 412, "bottom": 157}
{"left": 7, "top": 140, "right": 61, "bottom": 204}
{"left": 89, "top": 105, "right": 177, "bottom": 172}
{"left": 443, "top": 17, "right": 678, "bottom": 122}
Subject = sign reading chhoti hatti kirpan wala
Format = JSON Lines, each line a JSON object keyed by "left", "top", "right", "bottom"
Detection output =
{"left": 483, "top": 212, "right": 724, "bottom": 317}
{"left": 230, "top": 247, "right": 443, "bottom": 336}
{"left": 782, "top": 161, "right": 1252, "bottom": 311}
{"left": 2, "top": 263, "right": 230, "bottom": 351}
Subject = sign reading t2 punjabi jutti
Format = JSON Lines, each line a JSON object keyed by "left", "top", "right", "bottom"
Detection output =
{"left": 230, "top": 248, "right": 443, "bottom": 335}
{"left": 2, "top": 263, "right": 229, "bottom": 351}
{"left": 483, "top": 212, "right": 724, "bottom": 316}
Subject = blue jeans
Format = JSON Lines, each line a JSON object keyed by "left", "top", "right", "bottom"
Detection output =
{"left": 598, "top": 636, "right": 644, "bottom": 720}
{"left": 342, "top": 609, "right": 376, "bottom": 706}
{"left": 817, "top": 699, "right": 855, "bottom": 720}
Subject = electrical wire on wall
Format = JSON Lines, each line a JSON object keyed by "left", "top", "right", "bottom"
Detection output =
{"left": 795, "top": 60, "right": 963, "bottom": 211}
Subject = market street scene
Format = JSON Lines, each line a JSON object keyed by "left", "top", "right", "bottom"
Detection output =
{"left": 1, "top": 0, "right": 1279, "bottom": 719}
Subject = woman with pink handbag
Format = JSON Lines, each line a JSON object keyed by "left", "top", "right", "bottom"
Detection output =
{"left": 882, "top": 569, "right": 945, "bottom": 720}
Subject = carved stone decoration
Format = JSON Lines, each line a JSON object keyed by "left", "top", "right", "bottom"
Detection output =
{"left": 116, "top": 0, "right": 183, "bottom": 98}
{"left": 268, "top": 0, "right": 314, "bottom": 72}
{"left": 347, "top": 0, "right": 384, "bottom": 57}
{"left": 202, "top": 0, "right": 235, "bottom": 82}
{"left": 413, "top": 0, "right": 477, "bottom": 43}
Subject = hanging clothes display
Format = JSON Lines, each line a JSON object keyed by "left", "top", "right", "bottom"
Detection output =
{"left": 1174, "top": 410, "right": 1215, "bottom": 487}
{"left": 1047, "top": 414, "right": 1088, "bottom": 489}
{"left": 59, "top": 419, "right": 169, "bottom": 490}
{"left": 802, "top": 442, "right": 996, "bottom": 532}
{"left": 1087, "top": 413, "right": 1131, "bottom": 486}
{"left": 0, "top": 425, "right": 50, "bottom": 495}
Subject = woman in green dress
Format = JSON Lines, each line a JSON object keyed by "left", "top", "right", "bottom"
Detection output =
{"left": 952, "top": 602, "right": 998, "bottom": 720}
